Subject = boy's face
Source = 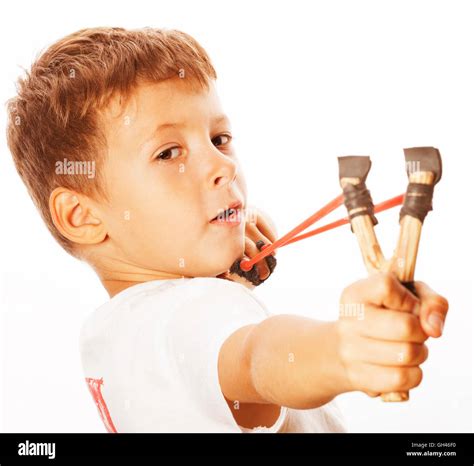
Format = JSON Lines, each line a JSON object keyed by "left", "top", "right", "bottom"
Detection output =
{"left": 98, "top": 78, "right": 247, "bottom": 279}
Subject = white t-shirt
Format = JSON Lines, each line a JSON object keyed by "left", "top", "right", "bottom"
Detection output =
{"left": 79, "top": 276, "right": 347, "bottom": 433}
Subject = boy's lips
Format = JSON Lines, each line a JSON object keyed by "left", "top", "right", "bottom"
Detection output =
{"left": 209, "top": 200, "right": 243, "bottom": 225}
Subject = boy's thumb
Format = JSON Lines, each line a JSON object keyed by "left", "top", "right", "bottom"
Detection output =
{"left": 413, "top": 281, "right": 449, "bottom": 338}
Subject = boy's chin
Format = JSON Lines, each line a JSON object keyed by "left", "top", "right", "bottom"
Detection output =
{"left": 201, "top": 235, "right": 245, "bottom": 277}
{"left": 210, "top": 253, "right": 244, "bottom": 278}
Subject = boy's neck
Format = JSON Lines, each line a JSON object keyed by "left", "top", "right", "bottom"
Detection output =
{"left": 102, "top": 274, "right": 188, "bottom": 298}
{"left": 102, "top": 279, "right": 143, "bottom": 298}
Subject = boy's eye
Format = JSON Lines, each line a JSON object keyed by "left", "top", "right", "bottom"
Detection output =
{"left": 212, "top": 134, "right": 232, "bottom": 147}
{"left": 155, "top": 147, "right": 182, "bottom": 161}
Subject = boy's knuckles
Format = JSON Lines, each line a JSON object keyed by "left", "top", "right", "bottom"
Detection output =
{"left": 409, "top": 343, "right": 425, "bottom": 364}
{"left": 413, "top": 367, "right": 424, "bottom": 388}
{"left": 390, "top": 368, "right": 410, "bottom": 390}
{"left": 388, "top": 367, "right": 423, "bottom": 391}
{"left": 419, "top": 344, "right": 429, "bottom": 364}
{"left": 398, "top": 314, "right": 419, "bottom": 340}
{"left": 350, "top": 359, "right": 425, "bottom": 394}
{"left": 399, "top": 342, "right": 424, "bottom": 365}
{"left": 377, "top": 272, "right": 397, "bottom": 297}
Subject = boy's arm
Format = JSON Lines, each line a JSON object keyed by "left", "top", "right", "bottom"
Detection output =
{"left": 218, "top": 315, "right": 349, "bottom": 411}
{"left": 218, "top": 273, "right": 449, "bottom": 427}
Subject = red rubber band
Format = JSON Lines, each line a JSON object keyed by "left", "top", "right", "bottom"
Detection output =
{"left": 239, "top": 193, "right": 404, "bottom": 272}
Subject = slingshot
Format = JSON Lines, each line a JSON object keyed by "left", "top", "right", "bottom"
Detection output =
{"left": 237, "top": 146, "right": 442, "bottom": 402}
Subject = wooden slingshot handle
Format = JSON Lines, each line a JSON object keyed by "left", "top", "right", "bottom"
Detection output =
{"left": 338, "top": 156, "right": 388, "bottom": 274}
{"left": 338, "top": 147, "right": 442, "bottom": 402}
{"left": 392, "top": 147, "right": 443, "bottom": 293}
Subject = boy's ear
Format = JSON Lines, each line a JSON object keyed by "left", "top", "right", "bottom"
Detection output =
{"left": 49, "top": 187, "right": 107, "bottom": 246}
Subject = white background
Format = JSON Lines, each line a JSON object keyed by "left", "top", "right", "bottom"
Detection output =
{"left": 0, "top": 0, "right": 472, "bottom": 433}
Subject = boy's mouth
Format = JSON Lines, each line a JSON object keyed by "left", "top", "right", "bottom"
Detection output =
{"left": 210, "top": 201, "right": 243, "bottom": 225}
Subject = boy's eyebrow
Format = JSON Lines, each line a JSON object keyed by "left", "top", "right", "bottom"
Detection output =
{"left": 211, "top": 114, "right": 231, "bottom": 126}
{"left": 141, "top": 114, "right": 231, "bottom": 149}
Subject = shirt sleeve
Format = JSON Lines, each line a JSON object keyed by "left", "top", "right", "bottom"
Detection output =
{"left": 162, "top": 277, "right": 286, "bottom": 432}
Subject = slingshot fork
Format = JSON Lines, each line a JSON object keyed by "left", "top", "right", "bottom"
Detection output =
{"left": 338, "top": 147, "right": 442, "bottom": 402}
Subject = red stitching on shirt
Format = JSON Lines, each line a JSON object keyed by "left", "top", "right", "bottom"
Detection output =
{"left": 85, "top": 377, "right": 117, "bottom": 433}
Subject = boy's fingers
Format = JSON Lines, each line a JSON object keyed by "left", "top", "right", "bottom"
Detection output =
{"left": 245, "top": 223, "right": 276, "bottom": 257}
{"left": 346, "top": 335, "right": 429, "bottom": 367}
{"left": 351, "top": 364, "right": 423, "bottom": 394}
{"left": 247, "top": 206, "right": 278, "bottom": 244}
{"left": 244, "top": 237, "right": 270, "bottom": 280}
{"left": 342, "top": 272, "right": 420, "bottom": 313}
{"left": 414, "top": 281, "right": 449, "bottom": 338}
{"left": 351, "top": 305, "right": 428, "bottom": 343}
{"left": 245, "top": 222, "right": 272, "bottom": 248}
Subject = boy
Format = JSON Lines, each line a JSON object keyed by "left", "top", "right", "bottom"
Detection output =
{"left": 6, "top": 27, "right": 449, "bottom": 433}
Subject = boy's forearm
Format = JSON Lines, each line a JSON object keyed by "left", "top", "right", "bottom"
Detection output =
{"left": 246, "top": 315, "right": 350, "bottom": 409}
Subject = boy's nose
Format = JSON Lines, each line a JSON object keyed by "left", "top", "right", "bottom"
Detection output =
{"left": 207, "top": 150, "right": 237, "bottom": 188}
{"left": 213, "top": 170, "right": 237, "bottom": 188}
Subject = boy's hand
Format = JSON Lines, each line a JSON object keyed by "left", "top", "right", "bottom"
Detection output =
{"left": 217, "top": 206, "right": 278, "bottom": 288}
{"left": 336, "top": 272, "right": 449, "bottom": 397}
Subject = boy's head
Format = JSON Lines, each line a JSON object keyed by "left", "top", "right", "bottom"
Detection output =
{"left": 7, "top": 27, "right": 248, "bottom": 286}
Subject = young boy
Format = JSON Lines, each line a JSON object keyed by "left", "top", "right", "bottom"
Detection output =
{"left": 6, "top": 27, "right": 449, "bottom": 433}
